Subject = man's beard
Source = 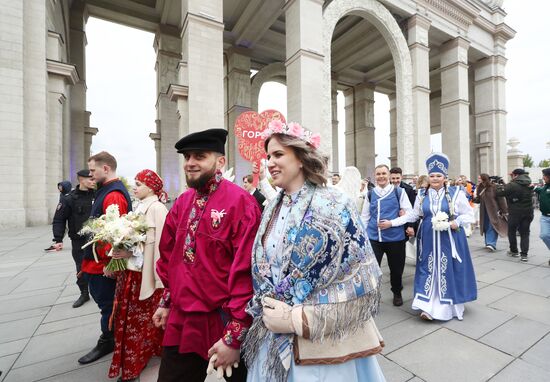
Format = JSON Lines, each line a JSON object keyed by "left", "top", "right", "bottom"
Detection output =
{"left": 186, "top": 165, "right": 217, "bottom": 190}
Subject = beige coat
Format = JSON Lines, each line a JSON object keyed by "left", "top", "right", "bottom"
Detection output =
{"left": 128, "top": 195, "right": 168, "bottom": 300}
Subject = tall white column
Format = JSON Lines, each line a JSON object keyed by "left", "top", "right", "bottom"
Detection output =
{"left": 24, "top": 0, "right": 48, "bottom": 225}
{"left": 408, "top": 15, "right": 431, "bottom": 174}
{"left": 69, "top": 0, "right": 88, "bottom": 182}
{"left": 173, "top": 0, "right": 224, "bottom": 192}
{"left": 344, "top": 88, "right": 355, "bottom": 168}
{"left": 440, "top": 37, "right": 470, "bottom": 177}
{"left": 225, "top": 49, "right": 252, "bottom": 183}
{"left": 389, "top": 94, "right": 397, "bottom": 168}
{"left": 0, "top": 0, "right": 25, "bottom": 228}
{"left": 284, "top": 0, "right": 326, "bottom": 148}
{"left": 180, "top": 0, "right": 224, "bottom": 133}
{"left": 474, "top": 55, "right": 508, "bottom": 177}
{"left": 331, "top": 76, "right": 339, "bottom": 172}
{"left": 354, "top": 83, "right": 376, "bottom": 177}
{"left": 154, "top": 27, "right": 181, "bottom": 198}
{"left": 47, "top": 60, "right": 79, "bottom": 220}
{"left": 343, "top": 83, "right": 375, "bottom": 178}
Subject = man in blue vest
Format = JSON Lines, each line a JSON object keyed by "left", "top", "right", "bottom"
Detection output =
{"left": 361, "top": 164, "right": 415, "bottom": 306}
{"left": 78, "top": 151, "right": 133, "bottom": 365}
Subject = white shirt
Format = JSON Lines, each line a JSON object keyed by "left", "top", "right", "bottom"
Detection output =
{"left": 360, "top": 183, "right": 415, "bottom": 229}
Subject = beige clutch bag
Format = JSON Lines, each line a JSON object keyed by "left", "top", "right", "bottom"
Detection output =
{"left": 293, "top": 317, "right": 384, "bottom": 365}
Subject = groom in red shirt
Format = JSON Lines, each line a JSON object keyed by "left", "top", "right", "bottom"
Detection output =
{"left": 78, "top": 151, "right": 132, "bottom": 365}
{"left": 154, "top": 129, "right": 261, "bottom": 382}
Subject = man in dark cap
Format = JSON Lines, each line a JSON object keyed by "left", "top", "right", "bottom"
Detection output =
{"left": 534, "top": 168, "right": 550, "bottom": 261}
{"left": 154, "top": 128, "right": 261, "bottom": 382}
{"left": 497, "top": 168, "right": 534, "bottom": 262}
{"left": 48, "top": 169, "right": 96, "bottom": 307}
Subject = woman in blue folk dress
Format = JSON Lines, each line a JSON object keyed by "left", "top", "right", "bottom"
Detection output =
{"left": 410, "top": 153, "right": 477, "bottom": 321}
{"left": 243, "top": 121, "right": 386, "bottom": 382}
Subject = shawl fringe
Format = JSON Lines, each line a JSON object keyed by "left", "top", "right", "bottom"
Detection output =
{"left": 309, "top": 289, "right": 381, "bottom": 343}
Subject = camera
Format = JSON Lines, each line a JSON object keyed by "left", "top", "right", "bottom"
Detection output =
{"left": 489, "top": 175, "right": 504, "bottom": 185}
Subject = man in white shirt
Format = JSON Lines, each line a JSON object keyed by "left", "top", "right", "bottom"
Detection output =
{"left": 361, "top": 164, "right": 415, "bottom": 306}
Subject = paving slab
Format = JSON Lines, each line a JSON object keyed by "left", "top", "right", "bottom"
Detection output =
{"left": 5, "top": 354, "right": 111, "bottom": 382}
{"left": 0, "top": 354, "right": 18, "bottom": 382}
{"left": 479, "top": 316, "right": 550, "bottom": 357}
{"left": 42, "top": 300, "right": 99, "bottom": 323}
{"left": 377, "top": 355, "right": 414, "bottom": 382}
{"left": 0, "top": 338, "right": 28, "bottom": 358}
{"left": 381, "top": 317, "right": 440, "bottom": 354}
{"left": 475, "top": 259, "right": 533, "bottom": 284}
{"left": 0, "top": 316, "right": 43, "bottom": 344}
{"left": 387, "top": 328, "right": 513, "bottom": 382}
{"left": 520, "top": 333, "right": 550, "bottom": 373}
{"left": 376, "top": 302, "right": 414, "bottom": 330}
{"left": 494, "top": 266, "right": 550, "bottom": 297}
{"left": 473, "top": 284, "right": 515, "bottom": 306}
{"left": 13, "top": 322, "right": 100, "bottom": 368}
{"left": 489, "top": 291, "right": 550, "bottom": 325}
{"left": 442, "top": 302, "right": 515, "bottom": 340}
{"left": 490, "top": 358, "right": 550, "bottom": 382}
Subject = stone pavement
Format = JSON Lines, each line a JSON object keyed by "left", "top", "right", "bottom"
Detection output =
{"left": 1, "top": 212, "right": 550, "bottom": 382}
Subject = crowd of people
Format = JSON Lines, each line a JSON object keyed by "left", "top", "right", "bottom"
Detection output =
{"left": 46, "top": 122, "right": 550, "bottom": 382}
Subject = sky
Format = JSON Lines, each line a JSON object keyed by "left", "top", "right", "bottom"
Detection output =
{"left": 86, "top": 2, "right": 550, "bottom": 181}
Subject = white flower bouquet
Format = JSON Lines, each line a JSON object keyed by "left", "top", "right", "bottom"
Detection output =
{"left": 79, "top": 204, "right": 149, "bottom": 272}
{"left": 432, "top": 211, "right": 451, "bottom": 232}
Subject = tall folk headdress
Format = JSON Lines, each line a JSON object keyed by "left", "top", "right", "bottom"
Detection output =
{"left": 425, "top": 152, "right": 449, "bottom": 176}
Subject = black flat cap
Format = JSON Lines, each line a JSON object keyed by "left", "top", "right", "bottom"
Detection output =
{"left": 511, "top": 168, "right": 528, "bottom": 175}
{"left": 542, "top": 168, "right": 550, "bottom": 176}
{"left": 77, "top": 169, "right": 92, "bottom": 177}
{"left": 175, "top": 128, "right": 228, "bottom": 154}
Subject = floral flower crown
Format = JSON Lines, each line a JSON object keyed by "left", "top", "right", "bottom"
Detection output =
{"left": 261, "top": 120, "right": 321, "bottom": 149}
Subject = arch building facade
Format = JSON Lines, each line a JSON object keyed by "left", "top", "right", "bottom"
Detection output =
{"left": 0, "top": 0, "right": 514, "bottom": 228}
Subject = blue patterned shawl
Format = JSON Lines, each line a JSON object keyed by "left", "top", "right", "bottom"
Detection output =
{"left": 243, "top": 182, "right": 382, "bottom": 381}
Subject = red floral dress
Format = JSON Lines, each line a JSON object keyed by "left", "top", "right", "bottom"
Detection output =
{"left": 108, "top": 270, "right": 164, "bottom": 380}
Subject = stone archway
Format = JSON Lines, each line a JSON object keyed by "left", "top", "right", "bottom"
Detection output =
{"left": 322, "top": 0, "right": 414, "bottom": 173}
{"left": 251, "top": 62, "right": 286, "bottom": 111}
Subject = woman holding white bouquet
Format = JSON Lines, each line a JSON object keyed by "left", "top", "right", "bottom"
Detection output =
{"left": 409, "top": 153, "right": 477, "bottom": 321}
{"left": 108, "top": 169, "right": 168, "bottom": 382}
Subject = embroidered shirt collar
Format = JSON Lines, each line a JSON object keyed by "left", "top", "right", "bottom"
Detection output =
{"left": 196, "top": 170, "right": 223, "bottom": 195}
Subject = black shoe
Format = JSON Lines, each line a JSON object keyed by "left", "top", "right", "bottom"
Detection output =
{"left": 72, "top": 293, "right": 90, "bottom": 308}
{"left": 77, "top": 334, "right": 114, "bottom": 364}
{"left": 520, "top": 254, "right": 528, "bottom": 262}
{"left": 393, "top": 292, "right": 403, "bottom": 306}
{"left": 507, "top": 250, "right": 519, "bottom": 257}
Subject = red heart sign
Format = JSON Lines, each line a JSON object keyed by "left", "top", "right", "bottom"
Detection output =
{"left": 234, "top": 109, "right": 286, "bottom": 186}
{"left": 234, "top": 109, "right": 286, "bottom": 162}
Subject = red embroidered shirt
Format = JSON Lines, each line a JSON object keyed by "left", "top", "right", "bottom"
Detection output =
{"left": 157, "top": 179, "right": 261, "bottom": 358}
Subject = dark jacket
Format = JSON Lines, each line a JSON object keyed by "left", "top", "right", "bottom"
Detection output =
{"left": 252, "top": 189, "right": 266, "bottom": 212}
{"left": 52, "top": 185, "right": 95, "bottom": 242}
{"left": 57, "top": 180, "right": 72, "bottom": 201}
{"left": 535, "top": 183, "right": 550, "bottom": 216}
{"left": 496, "top": 174, "right": 534, "bottom": 215}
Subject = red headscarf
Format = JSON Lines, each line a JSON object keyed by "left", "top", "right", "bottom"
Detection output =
{"left": 135, "top": 169, "right": 168, "bottom": 203}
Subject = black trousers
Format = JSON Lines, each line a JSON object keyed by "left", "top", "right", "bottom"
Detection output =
{"left": 71, "top": 238, "right": 88, "bottom": 293}
{"left": 86, "top": 273, "right": 116, "bottom": 336}
{"left": 507, "top": 212, "right": 534, "bottom": 255}
{"left": 370, "top": 240, "right": 406, "bottom": 294}
{"left": 157, "top": 347, "right": 247, "bottom": 382}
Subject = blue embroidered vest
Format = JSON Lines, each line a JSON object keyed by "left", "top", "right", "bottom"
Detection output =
{"left": 367, "top": 186, "right": 405, "bottom": 242}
